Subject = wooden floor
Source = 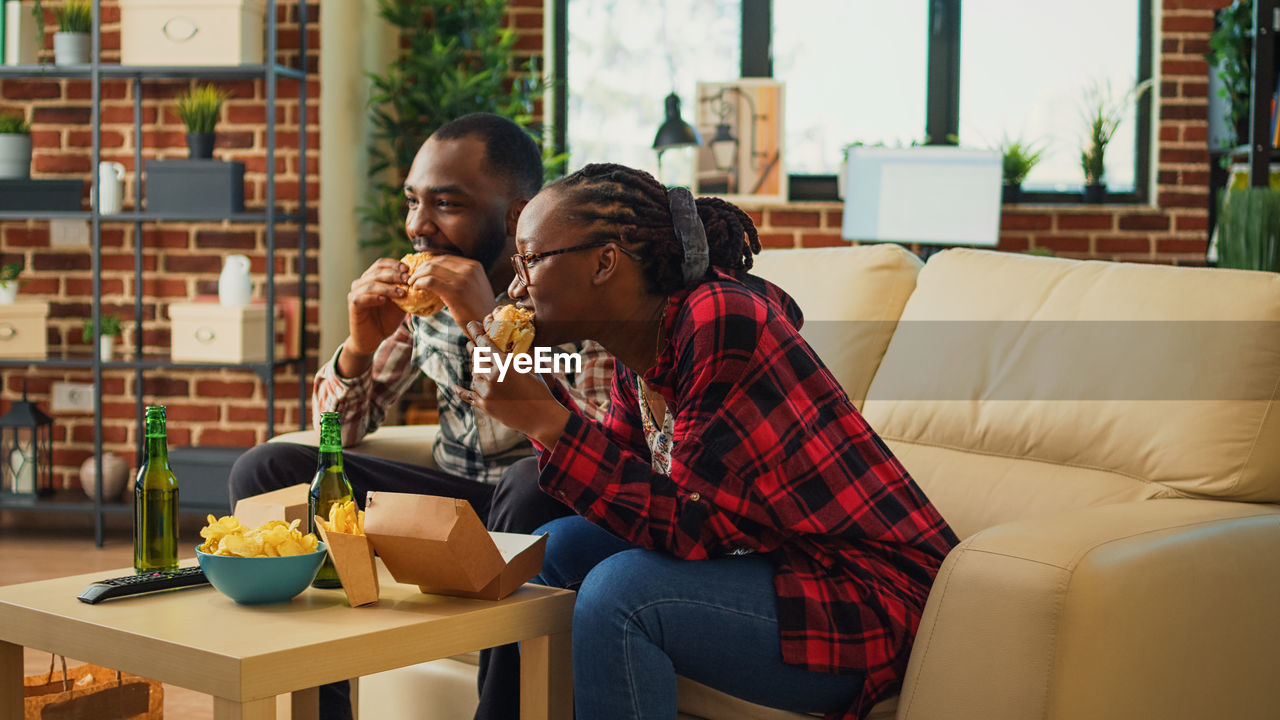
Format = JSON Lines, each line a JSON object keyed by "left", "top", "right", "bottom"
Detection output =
{"left": 1, "top": 509, "right": 215, "bottom": 719}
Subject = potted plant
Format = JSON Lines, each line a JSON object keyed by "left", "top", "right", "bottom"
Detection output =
{"left": 1079, "top": 78, "right": 1153, "bottom": 203}
{"left": 1207, "top": 0, "right": 1253, "bottom": 150}
{"left": 1216, "top": 187, "right": 1280, "bottom": 271}
{"left": 1000, "top": 136, "right": 1045, "bottom": 204}
{"left": 360, "top": 0, "right": 554, "bottom": 257}
{"left": 175, "top": 84, "right": 230, "bottom": 160}
{"left": 52, "top": 0, "right": 91, "bottom": 65}
{"left": 82, "top": 314, "right": 123, "bottom": 361}
{"left": 0, "top": 261, "right": 23, "bottom": 304}
{"left": 0, "top": 112, "right": 32, "bottom": 180}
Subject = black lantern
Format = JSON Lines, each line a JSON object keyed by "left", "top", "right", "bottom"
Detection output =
{"left": 653, "top": 92, "right": 703, "bottom": 153}
{"left": 0, "top": 384, "right": 54, "bottom": 497}
{"left": 653, "top": 92, "right": 704, "bottom": 184}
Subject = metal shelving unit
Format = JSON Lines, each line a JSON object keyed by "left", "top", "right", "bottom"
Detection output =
{"left": 0, "top": 0, "right": 310, "bottom": 544}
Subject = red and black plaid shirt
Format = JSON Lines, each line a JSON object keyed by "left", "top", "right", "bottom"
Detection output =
{"left": 536, "top": 270, "right": 957, "bottom": 720}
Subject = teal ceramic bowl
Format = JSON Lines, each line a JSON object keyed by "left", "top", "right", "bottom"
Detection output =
{"left": 195, "top": 542, "right": 327, "bottom": 605}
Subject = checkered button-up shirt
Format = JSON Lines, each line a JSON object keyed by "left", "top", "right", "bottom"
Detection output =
{"left": 315, "top": 304, "right": 612, "bottom": 484}
{"left": 536, "top": 271, "right": 957, "bottom": 720}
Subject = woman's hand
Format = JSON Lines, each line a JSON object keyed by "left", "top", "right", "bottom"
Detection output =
{"left": 457, "top": 320, "right": 571, "bottom": 449}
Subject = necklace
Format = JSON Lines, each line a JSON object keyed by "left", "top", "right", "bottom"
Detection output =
{"left": 650, "top": 300, "right": 671, "bottom": 366}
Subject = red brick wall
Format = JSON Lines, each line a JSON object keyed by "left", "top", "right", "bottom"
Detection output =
{"left": 0, "top": 1, "right": 321, "bottom": 491}
{"left": 748, "top": 0, "right": 1223, "bottom": 265}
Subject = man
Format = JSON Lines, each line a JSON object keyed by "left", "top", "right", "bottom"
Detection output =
{"left": 227, "top": 113, "right": 608, "bottom": 720}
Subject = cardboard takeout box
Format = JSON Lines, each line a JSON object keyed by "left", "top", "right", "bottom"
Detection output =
{"left": 232, "top": 483, "right": 309, "bottom": 530}
{"left": 314, "top": 519, "right": 380, "bottom": 607}
{"left": 364, "top": 492, "right": 547, "bottom": 600}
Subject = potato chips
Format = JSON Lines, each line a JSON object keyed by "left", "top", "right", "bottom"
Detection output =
{"left": 317, "top": 500, "right": 365, "bottom": 536}
{"left": 199, "top": 514, "right": 320, "bottom": 557}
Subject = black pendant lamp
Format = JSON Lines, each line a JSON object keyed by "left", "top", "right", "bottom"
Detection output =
{"left": 652, "top": 92, "right": 703, "bottom": 153}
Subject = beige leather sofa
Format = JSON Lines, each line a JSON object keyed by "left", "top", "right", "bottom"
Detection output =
{"left": 281, "top": 245, "right": 1280, "bottom": 720}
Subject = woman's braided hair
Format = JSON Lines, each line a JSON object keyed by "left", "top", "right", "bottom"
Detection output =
{"left": 546, "top": 163, "right": 761, "bottom": 294}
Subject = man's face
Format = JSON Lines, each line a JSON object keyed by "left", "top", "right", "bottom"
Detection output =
{"left": 403, "top": 135, "right": 513, "bottom": 270}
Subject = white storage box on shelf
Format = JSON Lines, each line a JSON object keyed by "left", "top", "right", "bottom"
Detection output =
{"left": 119, "top": 0, "right": 267, "bottom": 66}
{"left": 170, "top": 300, "right": 274, "bottom": 363}
{"left": 0, "top": 301, "right": 49, "bottom": 360}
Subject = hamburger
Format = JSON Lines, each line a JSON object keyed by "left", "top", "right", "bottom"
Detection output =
{"left": 484, "top": 304, "right": 536, "bottom": 355}
{"left": 393, "top": 252, "right": 445, "bottom": 316}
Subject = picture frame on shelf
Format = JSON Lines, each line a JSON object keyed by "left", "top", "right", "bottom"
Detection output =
{"left": 693, "top": 78, "right": 787, "bottom": 204}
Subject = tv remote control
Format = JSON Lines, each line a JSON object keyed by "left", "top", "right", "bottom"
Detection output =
{"left": 77, "top": 566, "right": 209, "bottom": 604}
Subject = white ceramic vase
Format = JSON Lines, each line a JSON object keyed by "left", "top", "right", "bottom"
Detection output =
{"left": 219, "top": 254, "right": 253, "bottom": 307}
{"left": 99, "top": 335, "right": 115, "bottom": 362}
{"left": 53, "top": 32, "right": 91, "bottom": 65}
{"left": 80, "top": 453, "right": 130, "bottom": 501}
{"left": 0, "top": 283, "right": 17, "bottom": 305}
{"left": 98, "top": 161, "right": 126, "bottom": 214}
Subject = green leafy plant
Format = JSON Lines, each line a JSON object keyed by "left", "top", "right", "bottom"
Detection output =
{"left": 175, "top": 84, "right": 230, "bottom": 135}
{"left": 31, "top": 0, "right": 45, "bottom": 57}
{"left": 1207, "top": 0, "right": 1253, "bottom": 146}
{"left": 81, "top": 315, "right": 122, "bottom": 342}
{"left": 0, "top": 261, "right": 23, "bottom": 287}
{"left": 0, "top": 112, "right": 30, "bottom": 135}
{"left": 54, "top": 0, "right": 91, "bottom": 33}
{"left": 1080, "top": 78, "right": 1153, "bottom": 186}
{"left": 1217, "top": 187, "right": 1280, "bottom": 271}
{"left": 360, "top": 0, "right": 560, "bottom": 257}
{"left": 1000, "top": 136, "right": 1045, "bottom": 187}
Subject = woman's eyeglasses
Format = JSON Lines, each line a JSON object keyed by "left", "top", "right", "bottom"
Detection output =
{"left": 511, "top": 241, "right": 639, "bottom": 286}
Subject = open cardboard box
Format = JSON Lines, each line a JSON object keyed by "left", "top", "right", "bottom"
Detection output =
{"left": 231, "top": 483, "right": 309, "bottom": 530}
{"left": 364, "top": 491, "right": 547, "bottom": 601}
{"left": 314, "top": 519, "right": 380, "bottom": 607}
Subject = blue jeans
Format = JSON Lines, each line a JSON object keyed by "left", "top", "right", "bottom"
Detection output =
{"left": 533, "top": 516, "right": 863, "bottom": 720}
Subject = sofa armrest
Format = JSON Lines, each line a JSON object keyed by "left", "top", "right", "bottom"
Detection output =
{"left": 898, "top": 498, "right": 1280, "bottom": 720}
{"left": 269, "top": 424, "right": 440, "bottom": 469}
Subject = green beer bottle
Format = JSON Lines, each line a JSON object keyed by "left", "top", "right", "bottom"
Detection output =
{"left": 309, "top": 411, "right": 354, "bottom": 588}
{"left": 134, "top": 405, "right": 179, "bottom": 573}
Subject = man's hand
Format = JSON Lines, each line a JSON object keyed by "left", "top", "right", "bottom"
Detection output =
{"left": 407, "top": 254, "right": 497, "bottom": 333}
{"left": 456, "top": 319, "right": 570, "bottom": 450}
{"left": 339, "top": 258, "right": 410, "bottom": 377}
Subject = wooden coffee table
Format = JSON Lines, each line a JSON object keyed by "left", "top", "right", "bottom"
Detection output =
{"left": 0, "top": 561, "right": 574, "bottom": 719}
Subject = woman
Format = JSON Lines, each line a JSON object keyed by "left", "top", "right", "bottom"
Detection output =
{"left": 458, "top": 163, "right": 957, "bottom": 720}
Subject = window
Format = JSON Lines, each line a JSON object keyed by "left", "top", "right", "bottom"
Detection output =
{"left": 556, "top": 0, "right": 1152, "bottom": 202}
{"left": 774, "top": 2, "right": 928, "bottom": 175}
{"left": 959, "top": 0, "right": 1146, "bottom": 194}
{"left": 565, "top": 0, "right": 740, "bottom": 180}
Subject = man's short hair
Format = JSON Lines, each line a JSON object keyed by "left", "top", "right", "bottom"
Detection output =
{"left": 432, "top": 113, "right": 544, "bottom": 198}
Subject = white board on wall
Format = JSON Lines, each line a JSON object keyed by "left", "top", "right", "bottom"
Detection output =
{"left": 842, "top": 146, "right": 1002, "bottom": 247}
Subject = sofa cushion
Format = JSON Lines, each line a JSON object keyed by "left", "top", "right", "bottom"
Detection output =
{"left": 750, "top": 244, "right": 923, "bottom": 408}
{"left": 862, "top": 248, "right": 1280, "bottom": 538}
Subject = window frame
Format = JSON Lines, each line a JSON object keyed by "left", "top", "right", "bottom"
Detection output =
{"left": 551, "top": 0, "right": 1154, "bottom": 204}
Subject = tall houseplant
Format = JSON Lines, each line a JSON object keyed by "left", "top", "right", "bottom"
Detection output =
{"left": 361, "top": 0, "right": 556, "bottom": 257}
{"left": 175, "top": 84, "right": 230, "bottom": 160}
{"left": 0, "top": 112, "right": 32, "bottom": 180}
{"left": 1207, "top": 0, "right": 1253, "bottom": 149}
{"left": 1079, "top": 78, "right": 1152, "bottom": 203}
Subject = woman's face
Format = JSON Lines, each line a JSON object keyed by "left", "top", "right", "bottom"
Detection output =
{"left": 507, "top": 189, "right": 607, "bottom": 346}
